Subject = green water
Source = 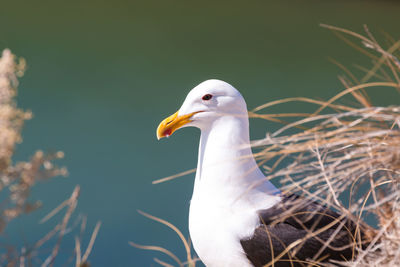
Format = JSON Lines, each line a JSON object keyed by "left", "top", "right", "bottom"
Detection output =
{"left": 0, "top": 1, "right": 399, "bottom": 266}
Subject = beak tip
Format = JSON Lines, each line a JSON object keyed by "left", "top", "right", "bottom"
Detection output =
{"left": 157, "top": 110, "right": 190, "bottom": 142}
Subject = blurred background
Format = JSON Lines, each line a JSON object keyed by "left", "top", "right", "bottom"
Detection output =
{"left": 0, "top": 0, "right": 399, "bottom": 266}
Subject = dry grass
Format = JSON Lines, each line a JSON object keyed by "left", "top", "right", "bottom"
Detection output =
{"left": 134, "top": 25, "right": 400, "bottom": 267}
{"left": 248, "top": 24, "right": 400, "bottom": 266}
{"left": 0, "top": 49, "right": 100, "bottom": 267}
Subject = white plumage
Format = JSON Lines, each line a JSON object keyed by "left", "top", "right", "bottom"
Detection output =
{"left": 158, "top": 80, "right": 280, "bottom": 266}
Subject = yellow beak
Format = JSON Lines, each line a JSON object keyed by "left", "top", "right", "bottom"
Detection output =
{"left": 156, "top": 110, "right": 197, "bottom": 140}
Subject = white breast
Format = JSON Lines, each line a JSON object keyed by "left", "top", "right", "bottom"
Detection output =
{"left": 187, "top": 112, "right": 281, "bottom": 266}
{"left": 189, "top": 194, "right": 255, "bottom": 266}
{"left": 189, "top": 180, "right": 281, "bottom": 267}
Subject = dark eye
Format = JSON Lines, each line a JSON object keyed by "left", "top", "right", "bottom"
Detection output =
{"left": 202, "top": 94, "right": 213, "bottom": 101}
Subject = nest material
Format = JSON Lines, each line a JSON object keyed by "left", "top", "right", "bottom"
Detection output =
{"left": 249, "top": 25, "right": 400, "bottom": 266}
{"left": 252, "top": 106, "right": 400, "bottom": 266}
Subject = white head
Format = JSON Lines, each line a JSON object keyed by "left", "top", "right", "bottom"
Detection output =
{"left": 157, "top": 79, "right": 280, "bottom": 200}
{"left": 157, "top": 79, "right": 248, "bottom": 138}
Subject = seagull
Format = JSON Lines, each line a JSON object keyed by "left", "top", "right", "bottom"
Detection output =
{"left": 156, "top": 80, "right": 369, "bottom": 267}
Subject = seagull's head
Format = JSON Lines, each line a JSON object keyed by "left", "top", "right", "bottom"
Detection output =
{"left": 157, "top": 79, "right": 247, "bottom": 139}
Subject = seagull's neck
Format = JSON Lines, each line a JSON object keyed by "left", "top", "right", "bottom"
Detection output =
{"left": 188, "top": 113, "right": 281, "bottom": 267}
{"left": 194, "top": 114, "right": 278, "bottom": 197}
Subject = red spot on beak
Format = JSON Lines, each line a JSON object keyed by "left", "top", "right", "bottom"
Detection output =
{"left": 163, "top": 128, "right": 172, "bottom": 137}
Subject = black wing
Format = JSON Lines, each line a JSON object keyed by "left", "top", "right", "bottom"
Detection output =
{"left": 240, "top": 194, "right": 367, "bottom": 267}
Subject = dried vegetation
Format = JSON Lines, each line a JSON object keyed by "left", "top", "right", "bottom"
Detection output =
{"left": 0, "top": 49, "right": 100, "bottom": 267}
{"left": 250, "top": 25, "right": 400, "bottom": 266}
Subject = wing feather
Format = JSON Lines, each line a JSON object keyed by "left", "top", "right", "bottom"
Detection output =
{"left": 240, "top": 195, "right": 366, "bottom": 267}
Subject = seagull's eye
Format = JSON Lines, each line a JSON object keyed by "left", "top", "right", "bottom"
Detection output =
{"left": 202, "top": 94, "right": 213, "bottom": 101}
